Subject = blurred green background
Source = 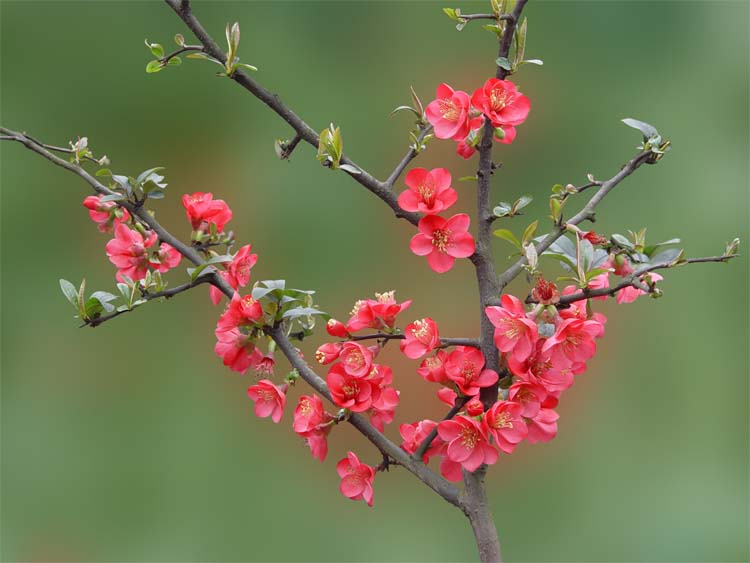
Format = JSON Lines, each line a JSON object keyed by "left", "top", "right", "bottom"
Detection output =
{"left": 1, "top": 1, "right": 747, "bottom": 561}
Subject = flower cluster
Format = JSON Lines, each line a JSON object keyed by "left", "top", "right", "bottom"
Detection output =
{"left": 425, "top": 79, "right": 531, "bottom": 158}
{"left": 80, "top": 194, "right": 182, "bottom": 283}
{"left": 398, "top": 286, "right": 608, "bottom": 482}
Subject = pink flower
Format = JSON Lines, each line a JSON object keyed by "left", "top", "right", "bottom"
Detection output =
{"left": 149, "top": 242, "right": 182, "bottom": 274}
{"left": 214, "top": 327, "right": 258, "bottom": 374}
{"left": 315, "top": 342, "right": 342, "bottom": 365}
{"left": 410, "top": 214, "right": 475, "bottom": 273}
{"left": 507, "top": 342, "right": 575, "bottom": 393}
{"left": 398, "top": 167, "right": 458, "bottom": 214}
{"left": 105, "top": 223, "right": 158, "bottom": 282}
{"left": 83, "top": 194, "right": 130, "bottom": 233}
{"left": 425, "top": 83, "right": 473, "bottom": 140}
{"left": 617, "top": 273, "right": 663, "bottom": 304}
{"left": 608, "top": 255, "right": 634, "bottom": 277}
{"left": 542, "top": 317, "right": 602, "bottom": 367}
{"left": 508, "top": 381, "right": 550, "bottom": 418}
{"left": 339, "top": 342, "right": 374, "bottom": 378}
{"left": 182, "top": 191, "right": 233, "bottom": 233}
{"left": 400, "top": 317, "right": 440, "bottom": 359}
{"left": 327, "top": 364, "right": 373, "bottom": 412}
{"left": 437, "top": 387, "right": 458, "bottom": 407}
{"left": 486, "top": 294, "right": 539, "bottom": 363}
{"left": 209, "top": 244, "right": 258, "bottom": 305}
{"left": 417, "top": 350, "right": 449, "bottom": 384}
{"left": 483, "top": 400, "right": 528, "bottom": 454}
{"left": 345, "top": 291, "right": 412, "bottom": 332}
{"left": 246, "top": 380, "right": 287, "bottom": 423}
{"left": 437, "top": 415, "right": 498, "bottom": 472}
{"left": 444, "top": 346, "right": 499, "bottom": 396}
{"left": 400, "top": 420, "right": 440, "bottom": 463}
{"left": 526, "top": 408, "right": 559, "bottom": 444}
{"left": 471, "top": 78, "right": 530, "bottom": 128}
{"left": 215, "top": 293, "right": 264, "bottom": 334}
{"left": 336, "top": 452, "right": 375, "bottom": 507}
{"left": 587, "top": 271, "right": 610, "bottom": 301}
{"left": 293, "top": 395, "right": 333, "bottom": 462}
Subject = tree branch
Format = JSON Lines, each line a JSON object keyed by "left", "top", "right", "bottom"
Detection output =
{"left": 343, "top": 332, "right": 480, "bottom": 349}
{"left": 163, "top": 0, "right": 422, "bottom": 225}
{"left": 269, "top": 325, "right": 462, "bottom": 507}
{"left": 384, "top": 124, "right": 433, "bottom": 188}
{"left": 84, "top": 275, "right": 216, "bottom": 327}
{"left": 497, "top": 148, "right": 654, "bottom": 290}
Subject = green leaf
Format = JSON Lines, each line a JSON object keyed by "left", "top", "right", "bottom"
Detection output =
{"left": 167, "top": 56, "right": 182, "bottom": 66}
{"left": 95, "top": 168, "right": 112, "bottom": 178}
{"left": 145, "top": 39, "right": 164, "bottom": 58}
{"left": 99, "top": 193, "right": 126, "bottom": 203}
{"left": 494, "top": 228, "right": 521, "bottom": 249}
{"left": 458, "top": 175, "right": 477, "bottom": 182}
{"left": 643, "top": 238, "right": 681, "bottom": 257}
{"left": 585, "top": 267, "right": 612, "bottom": 282}
{"left": 282, "top": 307, "right": 328, "bottom": 320}
{"left": 174, "top": 33, "right": 185, "bottom": 46}
{"left": 622, "top": 117, "right": 659, "bottom": 139}
{"left": 519, "top": 59, "right": 544, "bottom": 66}
{"left": 146, "top": 60, "right": 163, "bottom": 74}
{"left": 522, "top": 220, "right": 538, "bottom": 246}
{"left": 496, "top": 57, "right": 512, "bottom": 71}
{"left": 390, "top": 105, "right": 420, "bottom": 118}
{"left": 611, "top": 233, "right": 634, "bottom": 250}
{"left": 59, "top": 279, "right": 78, "bottom": 306}
{"left": 443, "top": 7, "right": 460, "bottom": 21}
{"left": 494, "top": 202, "right": 512, "bottom": 217}
{"left": 512, "top": 195, "right": 533, "bottom": 213}
{"left": 580, "top": 239, "right": 594, "bottom": 271}
{"left": 514, "top": 17, "right": 527, "bottom": 67}
{"left": 235, "top": 62, "right": 258, "bottom": 72}
{"left": 90, "top": 291, "right": 117, "bottom": 313}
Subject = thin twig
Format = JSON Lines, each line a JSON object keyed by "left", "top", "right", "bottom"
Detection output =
{"left": 343, "top": 332, "right": 479, "bottom": 349}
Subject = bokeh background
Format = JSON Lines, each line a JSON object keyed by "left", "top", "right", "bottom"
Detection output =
{"left": 1, "top": 1, "right": 748, "bottom": 561}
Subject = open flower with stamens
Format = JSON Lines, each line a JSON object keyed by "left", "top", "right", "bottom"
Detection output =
{"left": 542, "top": 317, "right": 603, "bottom": 368}
{"left": 437, "top": 415, "right": 498, "bottom": 472}
{"left": 400, "top": 317, "right": 440, "bottom": 359}
{"left": 444, "top": 346, "right": 499, "bottom": 396}
{"left": 483, "top": 400, "right": 528, "bottom": 454}
{"left": 336, "top": 451, "right": 375, "bottom": 507}
{"left": 105, "top": 223, "right": 158, "bottom": 282}
{"left": 247, "top": 380, "right": 287, "bottom": 423}
{"left": 339, "top": 342, "right": 374, "bottom": 378}
{"left": 410, "top": 213, "right": 475, "bottom": 273}
{"left": 425, "top": 83, "right": 473, "bottom": 140}
{"left": 327, "top": 363, "right": 374, "bottom": 412}
{"left": 417, "top": 350, "right": 449, "bottom": 384}
{"left": 345, "top": 291, "right": 412, "bottom": 332}
{"left": 293, "top": 395, "right": 333, "bottom": 462}
{"left": 398, "top": 167, "right": 458, "bottom": 214}
{"left": 486, "top": 294, "right": 539, "bottom": 363}
{"left": 214, "top": 327, "right": 258, "bottom": 374}
{"left": 215, "top": 293, "right": 264, "bottom": 335}
{"left": 471, "top": 78, "right": 530, "bottom": 128}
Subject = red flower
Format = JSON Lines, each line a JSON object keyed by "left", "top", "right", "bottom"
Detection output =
{"left": 425, "top": 83, "right": 473, "bottom": 140}
{"left": 247, "top": 380, "right": 287, "bottom": 423}
{"left": 471, "top": 78, "right": 530, "bottom": 128}
{"left": 437, "top": 415, "right": 498, "bottom": 472}
{"left": 215, "top": 293, "right": 263, "bottom": 334}
{"left": 339, "top": 342, "right": 374, "bottom": 378}
{"left": 315, "top": 342, "right": 342, "bottom": 365}
{"left": 293, "top": 394, "right": 333, "bottom": 461}
{"left": 105, "top": 223, "right": 157, "bottom": 282}
{"left": 149, "top": 242, "right": 182, "bottom": 274}
{"left": 417, "top": 350, "right": 449, "bottom": 384}
{"left": 398, "top": 167, "right": 458, "bottom": 214}
{"left": 410, "top": 214, "right": 475, "bottom": 273}
{"left": 83, "top": 194, "right": 129, "bottom": 233}
{"left": 327, "top": 363, "right": 373, "bottom": 412}
{"left": 336, "top": 451, "right": 375, "bottom": 507}
{"left": 214, "top": 327, "right": 258, "bottom": 374}
{"left": 486, "top": 294, "right": 539, "bottom": 363}
{"left": 399, "top": 420, "right": 440, "bottom": 463}
{"left": 181, "top": 191, "right": 232, "bottom": 233}
{"left": 209, "top": 244, "right": 258, "bottom": 305}
{"left": 400, "top": 317, "right": 440, "bottom": 359}
{"left": 444, "top": 346, "right": 499, "bottom": 396}
{"left": 345, "top": 291, "right": 411, "bottom": 332}
{"left": 483, "top": 400, "right": 528, "bottom": 454}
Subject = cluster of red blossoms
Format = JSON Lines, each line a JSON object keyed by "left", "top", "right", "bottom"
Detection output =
{"left": 402, "top": 79, "right": 530, "bottom": 274}
{"left": 82, "top": 194, "right": 182, "bottom": 282}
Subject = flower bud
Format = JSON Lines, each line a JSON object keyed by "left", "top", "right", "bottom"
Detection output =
{"left": 326, "top": 318, "right": 350, "bottom": 338}
{"left": 315, "top": 342, "right": 342, "bottom": 365}
{"left": 466, "top": 398, "right": 484, "bottom": 417}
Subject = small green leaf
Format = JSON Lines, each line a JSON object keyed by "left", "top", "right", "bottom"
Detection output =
{"left": 512, "top": 195, "right": 533, "bottom": 213}
{"left": 59, "top": 279, "right": 78, "bottom": 306}
{"left": 458, "top": 175, "right": 478, "bottom": 182}
{"left": 611, "top": 233, "right": 634, "bottom": 250}
{"left": 390, "top": 105, "right": 420, "bottom": 118}
{"left": 443, "top": 7, "right": 459, "bottom": 21}
{"left": 522, "top": 220, "right": 538, "bottom": 246}
{"left": 519, "top": 59, "right": 544, "bottom": 66}
{"left": 235, "top": 62, "right": 258, "bottom": 72}
{"left": 174, "top": 33, "right": 185, "bottom": 46}
{"left": 145, "top": 39, "right": 164, "bottom": 58}
{"left": 167, "top": 56, "right": 182, "bottom": 66}
{"left": 494, "top": 228, "right": 521, "bottom": 248}
{"left": 622, "top": 118, "right": 659, "bottom": 140}
{"left": 99, "top": 193, "right": 126, "bottom": 203}
{"left": 146, "top": 60, "right": 163, "bottom": 74}
{"left": 494, "top": 202, "right": 512, "bottom": 217}
{"left": 496, "top": 57, "right": 512, "bottom": 71}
